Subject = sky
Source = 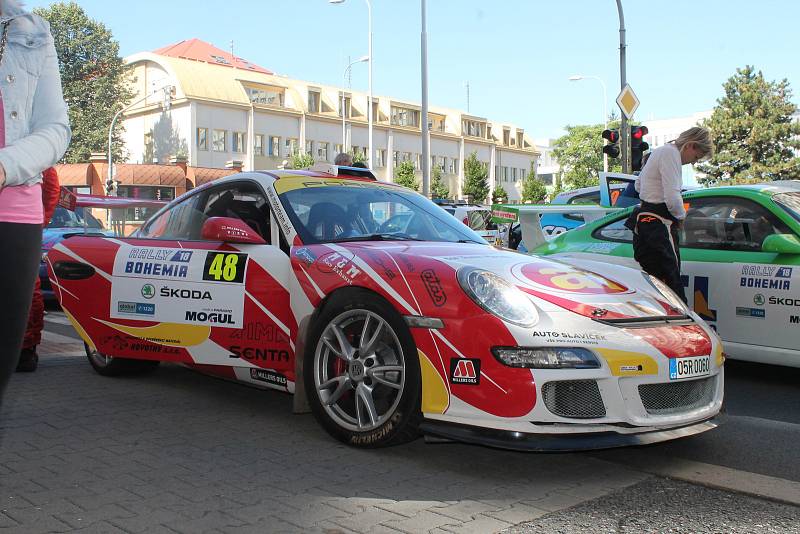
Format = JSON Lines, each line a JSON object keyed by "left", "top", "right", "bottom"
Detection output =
{"left": 26, "top": 0, "right": 800, "bottom": 141}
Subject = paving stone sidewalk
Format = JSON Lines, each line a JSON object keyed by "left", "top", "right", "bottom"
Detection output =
{"left": 0, "top": 336, "right": 651, "bottom": 533}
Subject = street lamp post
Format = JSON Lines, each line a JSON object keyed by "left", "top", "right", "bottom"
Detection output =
{"left": 341, "top": 56, "right": 369, "bottom": 152}
{"left": 107, "top": 85, "right": 174, "bottom": 195}
{"left": 569, "top": 75, "right": 608, "bottom": 172}
{"left": 421, "top": 0, "right": 429, "bottom": 197}
{"left": 330, "top": 0, "right": 372, "bottom": 167}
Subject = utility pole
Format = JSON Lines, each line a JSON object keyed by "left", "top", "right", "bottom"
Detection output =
{"left": 616, "top": 0, "right": 630, "bottom": 173}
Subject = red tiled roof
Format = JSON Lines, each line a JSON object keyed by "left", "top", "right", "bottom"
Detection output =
{"left": 153, "top": 38, "right": 272, "bottom": 75}
{"left": 53, "top": 163, "right": 91, "bottom": 186}
{"left": 115, "top": 164, "right": 185, "bottom": 186}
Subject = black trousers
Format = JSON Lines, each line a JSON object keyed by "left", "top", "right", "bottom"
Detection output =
{"left": 630, "top": 212, "right": 687, "bottom": 303}
{"left": 0, "top": 223, "right": 42, "bottom": 409}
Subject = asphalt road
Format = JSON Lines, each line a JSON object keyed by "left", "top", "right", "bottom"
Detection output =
{"left": 595, "top": 359, "right": 800, "bottom": 483}
{"left": 43, "top": 307, "right": 800, "bottom": 483}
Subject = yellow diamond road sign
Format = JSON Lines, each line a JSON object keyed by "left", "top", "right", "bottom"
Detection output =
{"left": 616, "top": 84, "right": 640, "bottom": 119}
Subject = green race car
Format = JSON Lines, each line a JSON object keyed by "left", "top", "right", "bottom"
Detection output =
{"left": 532, "top": 180, "right": 800, "bottom": 368}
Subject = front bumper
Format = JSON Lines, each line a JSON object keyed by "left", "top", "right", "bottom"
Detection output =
{"left": 420, "top": 417, "right": 718, "bottom": 452}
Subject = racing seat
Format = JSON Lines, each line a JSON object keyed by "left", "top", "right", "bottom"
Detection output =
{"left": 306, "top": 202, "right": 351, "bottom": 240}
{"left": 227, "top": 199, "right": 271, "bottom": 242}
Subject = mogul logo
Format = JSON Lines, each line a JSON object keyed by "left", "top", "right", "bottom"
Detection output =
{"left": 421, "top": 269, "right": 447, "bottom": 307}
{"left": 450, "top": 358, "right": 480, "bottom": 385}
{"left": 160, "top": 286, "right": 212, "bottom": 300}
{"left": 740, "top": 265, "right": 792, "bottom": 291}
{"left": 184, "top": 310, "right": 234, "bottom": 324}
{"left": 791, "top": 315, "right": 800, "bottom": 325}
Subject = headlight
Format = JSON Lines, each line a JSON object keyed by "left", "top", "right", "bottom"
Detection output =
{"left": 41, "top": 251, "right": 48, "bottom": 263}
{"left": 645, "top": 273, "right": 690, "bottom": 314}
{"left": 458, "top": 267, "right": 538, "bottom": 327}
{"left": 492, "top": 347, "right": 600, "bottom": 369}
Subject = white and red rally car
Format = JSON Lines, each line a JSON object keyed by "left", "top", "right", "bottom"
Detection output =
{"left": 47, "top": 165, "right": 724, "bottom": 450}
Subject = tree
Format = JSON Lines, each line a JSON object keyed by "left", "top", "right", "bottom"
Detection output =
{"left": 551, "top": 123, "right": 622, "bottom": 190}
{"left": 430, "top": 165, "right": 449, "bottom": 199}
{"left": 35, "top": 2, "right": 134, "bottom": 164}
{"left": 491, "top": 184, "right": 508, "bottom": 203}
{"left": 521, "top": 162, "right": 547, "bottom": 203}
{"left": 394, "top": 160, "right": 418, "bottom": 190}
{"left": 697, "top": 65, "right": 800, "bottom": 184}
{"left": 290, "top": 151, "right": 315, "bottom": 169}
{"left": 463, "top": 151, "right": 489, "bottom": 203}
{"left": 351, "top": 148, "right": 366, "bottom": 164}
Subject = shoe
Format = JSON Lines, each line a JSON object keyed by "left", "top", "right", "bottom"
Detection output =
{"left": 16, "top": 348, "right": 38, "bottom": 372}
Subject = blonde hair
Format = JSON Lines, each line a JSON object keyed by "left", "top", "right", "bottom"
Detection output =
{"left": 672, "top": 126, "right": 713, "bottom": 159}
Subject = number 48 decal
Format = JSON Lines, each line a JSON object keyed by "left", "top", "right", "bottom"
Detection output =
{"left": 203, "top": 252, "right": 248, "bottom": 283}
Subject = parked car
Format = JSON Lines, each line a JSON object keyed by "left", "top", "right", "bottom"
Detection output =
{"left": 47, "top": 164, "right": 723, "bottom": 450}
{"left": 433, "top": 200, "right": 501, "bottom": 243}
{"left": 40, "top": 206, "right": 114, "bottom": 299}
{"left": 533, "top": 179, "right": 800, "bottom": 367}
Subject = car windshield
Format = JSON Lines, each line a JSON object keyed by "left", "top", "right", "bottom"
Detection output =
{"left": 773, "top": 192, "right": 800, "bottom": 223}
{"left": 280, "top": 184, "right": 487, "bottom": 244}
{"left": 47, "top": 206, "right": 105, "bottom": 229}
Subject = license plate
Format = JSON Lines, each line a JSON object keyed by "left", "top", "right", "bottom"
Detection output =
{"left": 669, "top": 355, "right": 711, "bottom": 380}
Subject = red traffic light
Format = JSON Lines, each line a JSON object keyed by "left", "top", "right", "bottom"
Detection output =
{"left": 602, "top": 129, "right": 619, "bottom": 143}
{"left": 631, "top": 125, "right": 649, "bottom": 140}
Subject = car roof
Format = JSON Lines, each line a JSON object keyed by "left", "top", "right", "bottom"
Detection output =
{"left": 686, "top": 180, "right": 800, "bottom": 198}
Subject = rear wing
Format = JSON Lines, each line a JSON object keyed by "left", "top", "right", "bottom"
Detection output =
{"left": 57, "top": 187, "right": 168, "bottom": 237}
{"left": 492, "top": 203, "right": 624, "bottom": 250}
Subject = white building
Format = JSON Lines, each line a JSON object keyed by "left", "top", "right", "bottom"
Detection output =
{"left": 120, "top": 39, "right": 539, "bottom": 202}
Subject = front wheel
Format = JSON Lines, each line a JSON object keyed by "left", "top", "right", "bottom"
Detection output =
{"left": 85, "top": 343, "right": 160, "bottom": 376}
{"left": 305, "top": 289, "right": 421, "bottom": 447}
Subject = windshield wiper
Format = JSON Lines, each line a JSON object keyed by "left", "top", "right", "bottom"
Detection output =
{"left": 331, "top": 233, "right": 424, "bottom": 243}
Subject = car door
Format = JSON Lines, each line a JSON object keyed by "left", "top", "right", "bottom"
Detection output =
{"left": 50, "top": 180, "right": 295, "bottom": 386}
{"left": 679, "top": 194, "right": 799, "bottom": 354}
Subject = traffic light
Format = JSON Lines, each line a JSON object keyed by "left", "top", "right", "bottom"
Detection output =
{"left": 601, "top": 129, "right": 620, "bottom": 159}
{"left": 631, "top": 125, "right": 650, "bottom": 172}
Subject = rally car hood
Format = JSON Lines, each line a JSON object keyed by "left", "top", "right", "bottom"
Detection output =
{"left": 294, "top": 241, "right": 685, "bottom": 321}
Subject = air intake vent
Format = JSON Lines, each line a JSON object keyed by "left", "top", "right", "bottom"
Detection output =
{"left": 639, "top": 377, "right": 716, "bottom": 415}
{"left": 541, "top": 380, "right": 606, "bottom": 419}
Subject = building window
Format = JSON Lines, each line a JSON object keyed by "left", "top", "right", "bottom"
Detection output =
{"left": 503, "top": 128, "right": 511, "bottom": 146}
{"left": 285, "top": 137, "right": 299, "bottom": 157}
{"left": 212, "top": 129, "right": 226, "bottom": 152}
{"left": 247, "top": 85, "right": 285, "bottom": 107}
{"left": 511, "top": 167, "right": 517, "bottom": 181}
{"left": 339, "top": 94, "right": 352, "bottom": 118}
{"left": 520, "top": 168, "right": 526, "bottom": 181}
{"left": 117, "top": 186, "right": 175, "bottom": 222}
{"left": 374, "top": 149, "right": 386, "bottom": 168}
{"left": 305, "top": 140, "right": 313, "bottom": 155}
{"left": 414, "top": 153, "right": 421, "bottom": 171}
{"left": 517, "top": 131, "right": 524, "bottom": 147}
{"left": 487, "top": 125, "right": 493, "bottom": 140}
{"left": 196, "top": 127, "right": 208, "bottom": 151}
{"left": 391, "top": 106, "right": 420, "bottom": 127}
{"left": 371, "top": 99, "right": 379, "bottom": 122}
{"left": 462, "top": 119, "right": 486, "bottom": 138}
{"left": 232, "top": 131, "right": 246, "bottom": 153}
{"left": 308, "top": 89, "right": 321, "bottom": 113}
{"left": 317, "top": 142, "right": 329, "bottom": 161}
{"left": 495, "top": 165, "right": 500, "bottom": 181}
{"left": 430, "top": 114, "right": 446, "bottom": 132}
{"left": 334, "top": 143, "right": 343, "bottom": 155}
{"left": 449, "top": 158, "right": 458, "bottom": 174}
{"left": 268, "top": 136, "right": 280, "bottom": 157}
{"left": 254, "top": 134, "right": 264, "bottom": 156}
{"left": 393, "top": 151, "right": 400, "bottom": 167}
{"left": 435, "top": 156, "right": 446, "bottom": 172}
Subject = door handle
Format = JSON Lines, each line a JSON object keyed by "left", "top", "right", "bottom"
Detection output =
{"left": 53, "top": 261, "right": 96, "bottom": 280}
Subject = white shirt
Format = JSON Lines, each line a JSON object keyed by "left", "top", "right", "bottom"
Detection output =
{"left": 634, "top": 144, "right": 685, "bottom": 220}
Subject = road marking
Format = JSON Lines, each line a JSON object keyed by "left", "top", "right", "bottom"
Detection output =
{"left": 596, "top": 453, "right": 800, "bottom": 506}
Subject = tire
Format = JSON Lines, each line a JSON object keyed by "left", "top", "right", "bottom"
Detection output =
{"left": 85, "top": 343, "right": 160, "bottom": 377}
{"left": 304, "top": 289, "right": 422, "bottom": 448}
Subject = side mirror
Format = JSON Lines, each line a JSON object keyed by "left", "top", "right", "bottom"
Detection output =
{"left": 762, "top": 233, "right": 800, "bottom": 254}
{"left": 201, "top": 217, "right": 266, "bottom": 244}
